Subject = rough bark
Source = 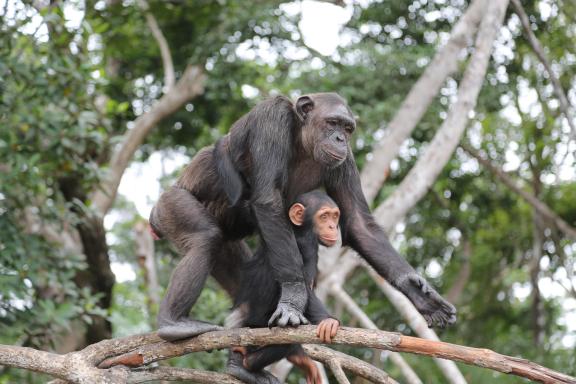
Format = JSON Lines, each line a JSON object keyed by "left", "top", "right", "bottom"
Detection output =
{"left": 3, "top": 327, "right": 572, "bottom": 384}
{"left": 91, "top": 65, "right": 206, "bottom": 216}
{"left": 360, "top": 0, "right": 487, "bottom": 202}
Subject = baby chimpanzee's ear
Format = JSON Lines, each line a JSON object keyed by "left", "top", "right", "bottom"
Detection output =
{"left": 288, "top": 203, "right": 306, "bottom": 226}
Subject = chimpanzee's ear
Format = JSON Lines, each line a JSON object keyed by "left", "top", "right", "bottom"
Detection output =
{"left": 295, "top": 96, "right": 314, "bottom": 121}
{"left": 288, "top": 203, "right": 306, "bottom": 226}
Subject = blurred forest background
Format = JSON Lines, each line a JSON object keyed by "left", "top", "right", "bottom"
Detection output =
{"left": 1, "top": 0, "right": 575, "bottom": 383}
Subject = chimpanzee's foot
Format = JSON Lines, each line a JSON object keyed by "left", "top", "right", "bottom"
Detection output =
{"left": 158, "top": 319, "right": 223, "bottom": 342}
{"left": 227, "top": 351, "right": 280, "bottom": 384}
{"left": 395, "top": 274, "right": 457, "bottom": 328}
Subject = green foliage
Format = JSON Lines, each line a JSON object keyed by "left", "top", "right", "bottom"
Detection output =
{"left": 1, "top": 0, "right": 575, "bottom": 382}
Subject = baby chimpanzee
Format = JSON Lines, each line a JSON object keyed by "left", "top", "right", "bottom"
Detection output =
{"left": 227, "top": 191, "right": 341, "bottom": 384}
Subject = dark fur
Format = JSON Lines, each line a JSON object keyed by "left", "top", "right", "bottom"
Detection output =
{"left": 227, "top": 192, "right": 336, "bottom": 380}
{"left": 150, "top": 93, "right": 456, "bottom": 343}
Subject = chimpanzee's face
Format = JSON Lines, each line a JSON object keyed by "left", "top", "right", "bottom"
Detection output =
{"left": 313, "top": 204, "right": 340, "bottom": 247}
{"left": 296, "top": 93, "right": 356, "bottom": 168}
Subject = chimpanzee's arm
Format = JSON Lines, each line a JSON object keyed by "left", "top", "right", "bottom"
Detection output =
{"left": 245, "top": 97, "right": 309, "bottom": 327}
{"left": 306, "top": 291, "right": 334, "bottom": 324}
{"left": 325, "top": 157, "right": 456, "bottom": 328}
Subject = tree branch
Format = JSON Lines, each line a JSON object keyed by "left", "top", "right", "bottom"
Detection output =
{"left": 136, "top": 0, "right": 175, "bottom": 91}
{"left": 91, "top": 65, "right": 206, "bottom": 216}
{"left": 2, "top": 327, "right": 573, "bottom": 383}
{"left": 127, "top": 367, "right": 243, "bottom": 384}
{"left": 303, "top": 345, "right": 397, "bottom": 384}
{"left": 510, "top": 0, "right": 576, "bottom": 142}
{"left": 318, "top": 3, "right": 509, "bottom": 382}
{"left": 360, "top": 0, "right": 487, "bottom": 202}
{"left": 462, "top": 144, "right": 576, "bottom": 240}
{"left": 329, "top": 284, "right": 423, "bottom": 384}
{"left": 372, "top": 0, "right": 509, "bottom": 231}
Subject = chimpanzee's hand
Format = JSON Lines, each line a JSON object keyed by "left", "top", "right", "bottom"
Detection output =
{"left": 268, "top": 281, "right": 309, "bottom": 327}
{"left": 269, "top": 302, "right": 310, "bottom": 327}
{"left": 317, "top": 318, "right": 339, "bottom": 343}
{"left": 394, "top": 273, "right": 457, "bottom": 328}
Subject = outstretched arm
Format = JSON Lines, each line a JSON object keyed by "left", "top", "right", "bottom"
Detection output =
{"left": 325, "top": 158, "right": 456, "bottom": 328}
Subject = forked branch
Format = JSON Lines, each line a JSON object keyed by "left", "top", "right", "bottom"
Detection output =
{"left": 2, "top": 327, "right": 572, "bottom": 384}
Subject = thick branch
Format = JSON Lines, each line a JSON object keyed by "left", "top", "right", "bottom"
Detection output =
{"left": 360, "top": 0, "right": 487, "bottom": 202}
{"left": 0, "top": 345, "right": 67, "bottom": 379}
{"left": 91, "top": 65, "right": 206, "bottom": 216}
{"left": 510, "top": 0, "right": 576, "bottom": 141}
{"left": 463, "top": 144, "right": 576, "bottom": 239}
{"left": 93, "top": 327, "right": 575, "bottom": 384}
{"left": 2, "top": 327, "right": 574, "bottom": 383}
{"left": 373, "top": 0, "right": 509, "bottom": 231}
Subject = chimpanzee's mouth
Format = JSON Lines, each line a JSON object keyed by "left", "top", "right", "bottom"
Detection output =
{"left": 326, "top": 150, "right": 346, "bottom": 161}
{"left": 320, "top": 236, "right": 338, "bottom": 246}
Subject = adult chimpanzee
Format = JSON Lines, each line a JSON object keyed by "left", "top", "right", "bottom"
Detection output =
{"left": 149, "top": 92, "right": 456, "bottom": 342}
{"left": 227, "top": 191, "right": 341, "bottom": 384}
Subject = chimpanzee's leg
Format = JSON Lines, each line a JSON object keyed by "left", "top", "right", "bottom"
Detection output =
{"left": 153, "top": 188, "right": 224, "bottom": 341}
{"left": 227, "top": 351, "right": 281, "bottom": 384}
{"left": 211, "top": 240, "right": 251, "bottom": 296}
{"left": 287, "top": 346, "right": 322, "bottom": 384}
{"left": 243, "top": 345, "right": 299, "bottom": 371}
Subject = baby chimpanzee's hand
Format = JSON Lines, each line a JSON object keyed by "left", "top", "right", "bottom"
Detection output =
{"left": 316, "top": 318, "right": 339, "bottom": 343}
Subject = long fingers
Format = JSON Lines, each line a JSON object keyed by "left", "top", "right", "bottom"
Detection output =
{"left": 317, "top": 320, "right": 339, "bottom": 343}
{"left": 268, "top": 309, "right": 282, "bottom": 327}
{"left": 329, "top": 321, "right": 338, "bottom": 340}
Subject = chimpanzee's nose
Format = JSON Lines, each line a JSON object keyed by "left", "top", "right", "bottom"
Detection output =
{"left": 336, "top": 133, "right": 344, "bottom": 142}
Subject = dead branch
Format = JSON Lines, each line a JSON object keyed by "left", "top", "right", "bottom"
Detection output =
{"left": 463, "top": 144, "right": 576, "bottom": 240}
{"left": 2, "top": 327, "right": 573, "bottom": 384}
{"left": 510, "top": 0, "right": 576, "bottom": 142}
{"left": 91, "top": 65, "right": 206, "bottom": 216}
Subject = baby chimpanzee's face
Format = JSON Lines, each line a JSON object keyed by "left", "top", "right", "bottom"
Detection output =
{"left": 313, "top": 205, "right": 340, "bottom": 247}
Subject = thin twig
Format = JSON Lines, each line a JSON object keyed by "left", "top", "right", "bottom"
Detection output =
{"left": 511, "top": 0, "right": 576, "bottom": 142}
{"left": 462, "top": 143, "right": 576, "bottom": 239}
{"left": 330, "top": 284, "right": 423, "bottom": 384}
{"left": 328, "top": 359, "right": 350, "bottom": 384}
{"left": 136, "top": 0, "right": 175, "bottom": 91}
{"left": 303, "top": 345, "right": 397, "bottom": 384}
